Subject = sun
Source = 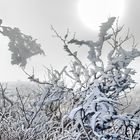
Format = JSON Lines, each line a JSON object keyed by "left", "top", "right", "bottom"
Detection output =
{"left": 78, "top": 0, "right": 125, "bottom": 31}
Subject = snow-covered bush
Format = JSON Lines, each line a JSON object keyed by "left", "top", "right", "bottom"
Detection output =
{"left": 0, "top": 17, "right": 140, "bottom": 140}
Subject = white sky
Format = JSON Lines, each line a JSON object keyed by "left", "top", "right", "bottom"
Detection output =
{"left": 0, "top": 0, "right": 140, "bottom": 86}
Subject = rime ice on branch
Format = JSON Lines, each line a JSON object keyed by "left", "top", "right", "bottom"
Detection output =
{"left": 0, "top": 17, "right": 140, "bottom": 140}
{"left": 0, "top": 21, "right": 45, "bottom": 67}
{"left": 51, "top": 17, "right": 140, "bottom": 139}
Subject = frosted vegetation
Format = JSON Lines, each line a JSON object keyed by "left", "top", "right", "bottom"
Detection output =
{"left": 0, "top": 17, "right": 140, "bottom": 140}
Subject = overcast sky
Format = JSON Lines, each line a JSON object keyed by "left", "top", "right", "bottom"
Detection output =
{"left": 0, "top": 0, "right": 140, "bottom": 85}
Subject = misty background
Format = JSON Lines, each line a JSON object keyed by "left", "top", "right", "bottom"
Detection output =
{"left": 0, "top": 0, "right": 139, "bottom": 82}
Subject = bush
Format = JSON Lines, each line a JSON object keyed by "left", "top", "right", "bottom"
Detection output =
{"left": 0, "top": 17, "right": 140, "bottom": 140}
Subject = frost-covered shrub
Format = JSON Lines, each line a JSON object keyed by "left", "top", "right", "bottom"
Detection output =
{"left": 0, "top": 17, "right": 140, "bottom": 140}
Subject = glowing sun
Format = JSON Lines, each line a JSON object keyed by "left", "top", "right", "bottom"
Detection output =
{"left": 78, "top": 0, "right": 125, "bottom": 31}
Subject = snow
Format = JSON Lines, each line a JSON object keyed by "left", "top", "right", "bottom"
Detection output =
{"left": 0, "top": 17, "right": 140, "bottom": 139}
